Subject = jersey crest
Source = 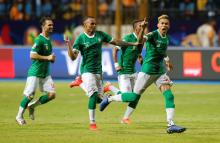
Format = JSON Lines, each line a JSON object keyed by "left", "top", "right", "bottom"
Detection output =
{"left": 98, "top": 38, "right": 101, "bottom": 42}
{"left": 44, "top": 44, "right": 49, "bottom": 50}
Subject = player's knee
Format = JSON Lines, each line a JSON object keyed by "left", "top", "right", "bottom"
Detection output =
{"left": 26, "top": 93, "right": 34, "bottom": 100}
{"left": 48, "top": 92, "right": 56, "bottom": 100}
{"left": 133, "top": 86, "right": 144, "bottom": 95}
{"left": 87, "top": 88, "right": 98, "bottom": 97}
{"left": 160, "top": 84, "right": 171, "bottom": 92}
{"left": 122, "top": 92, "right": 140, "bottom": 102}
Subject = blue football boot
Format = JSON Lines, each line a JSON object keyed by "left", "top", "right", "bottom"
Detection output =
{"left": 167, "top": 125, "right": 186, "bottom": 134}
{"left": 99, "top": 97, "right": 110, "bottom": 111}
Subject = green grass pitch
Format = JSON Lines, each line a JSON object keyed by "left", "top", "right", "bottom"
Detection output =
{"left": 0, "top": 81, "right": 220, "bottom": 143}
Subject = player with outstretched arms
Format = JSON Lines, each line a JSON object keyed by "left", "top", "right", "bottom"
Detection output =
{"left": 64, "top": 16, "right": 139, "bottom": 131}
{"left": 100, "top": 15, "right": 186, "bottom": 134}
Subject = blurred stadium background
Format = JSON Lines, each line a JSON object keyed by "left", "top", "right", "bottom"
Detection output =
{"left": 0, "top": 0, "right": 220, "bottom": 81}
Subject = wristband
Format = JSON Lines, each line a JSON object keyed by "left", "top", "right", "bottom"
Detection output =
{"left": 115, "top": 46, "right": 121, "bottom": 50}
{"left": 114, "top": 62, "right": 119, "bottom": 68}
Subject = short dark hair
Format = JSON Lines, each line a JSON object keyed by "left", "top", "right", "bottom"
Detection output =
{"left": 40, "top": 16, "right": 53, "bottom": 26}
{"left": 132, "top": 19, "right": 143, "bottom": 29}
{"left": 82, "top": 16, "right": 95, "bottom": 24}
{"left": 83, "top": 16, "right": 95, "bottom": 24}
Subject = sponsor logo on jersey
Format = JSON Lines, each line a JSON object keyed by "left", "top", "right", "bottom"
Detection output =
{"left": 44, "top": 44, "right": 49, "bottom": 50}
{"left": 156, "top": 40, "right": 168, "bottom": 47}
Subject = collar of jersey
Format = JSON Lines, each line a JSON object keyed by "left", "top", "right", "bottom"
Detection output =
{"left": 133, "top": 32, "right": 137, "bottom": 39}
{"left": 157, "top": 30, "right": 167, "bottom": 38}
{"left": 84, "top": 32, "right": 95, "bottom": 38}
{"left": 40, "top": 33, "right": 50, "bottom": 40}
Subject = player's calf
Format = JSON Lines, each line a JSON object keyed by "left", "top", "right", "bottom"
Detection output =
{"left": 27, "top": 106, "right": 35, "bottom": 120}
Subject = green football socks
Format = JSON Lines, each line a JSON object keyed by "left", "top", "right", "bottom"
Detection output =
{"left": 128, "top": 95, "right": 141, "bottom": 109}
{"left": 20, "top": 96, "right": 31, "bottom": 108}
{"left": 96, "top": 96, "right": 102, "bottom": 104}
{"left": 39, "top": 94, "right": 50, "bottom": 104}
{"left": 121, "top": 92, "right": 139, "bottom": 102}
{"left": 163, "top": 90, "right": 175, "bottom": 108}
{"left": 88, "top": 92, "right": 97, "bottom": 109}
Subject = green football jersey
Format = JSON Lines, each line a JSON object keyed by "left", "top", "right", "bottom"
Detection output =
{"left": 73, "top": 31, "right": 113, "bottom": 74}
{"left": 28, "top": 34, "right": 52, "bottom": 78}
{"left": 118, "top": 33, "right": 142, "bottom": 75}
{"left": 141, "top": 30, "right": 169, "bottom": 74}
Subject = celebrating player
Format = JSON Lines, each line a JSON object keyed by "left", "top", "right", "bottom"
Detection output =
{"left": 16, "top": 16, "right": 56, "bottom": 125}
{"left": 69, "top": 19, "right": 146, "bottom": 124}
{"left": 104, "top": 19, "right": 147, "bottom": 124}
{"left": 64, "top": 16, "right": 139, "bottom": 131}
{"left": 100, "top": 15, "right": 186, "bottom": 134}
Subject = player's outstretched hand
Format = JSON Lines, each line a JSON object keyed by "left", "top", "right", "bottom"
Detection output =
{"left": 165, "top": 61, "right": 173, "bottom": 71}
{"left": 64, "top": 35, "right": 70, "bottom": 45}
{"left": 48, "top": 53, "right": 56, "bottom": 63}
{"left": 115, "top": 66, "right": 122, "bottom": 71}
{"left": 133, "top": 42, "right": 142, "bottom": 46}
{"left": 114, "top": 62, "right": 122, "bottom": 71}
{"left": 138, "top": 55, "right": 143, "bottom": 65}
{"left": 141, "top": 17, "right": 148, "bottom": 28}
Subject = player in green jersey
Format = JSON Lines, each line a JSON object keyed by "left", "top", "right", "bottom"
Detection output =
{"left": 16, "top": 16, "right": 56, "bottom": 125}
{"left": 64, "top": 16, "right": 139, "bottom": 131}
{"left": 100, "top": 15, "right": 186, "bottom": 133}
{"left": 104, "top": 19, "right": 147, "bottom": 124}
{"left": 68, "top": 20, "right": 146, "bottom": 124}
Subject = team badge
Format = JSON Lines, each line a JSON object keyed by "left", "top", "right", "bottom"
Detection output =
{"left": 84, "top": 42, "right": 90, "bottom": 48}
{"left": 98, "top": 38, "right": 101, "bottom": 42}
{"left": 157, "top": 43, "right": 161, "bottom": 47}
{"left": 44, "top": 44, "right": 48, "bottom": 50}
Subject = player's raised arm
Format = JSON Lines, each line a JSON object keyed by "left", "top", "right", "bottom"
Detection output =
{"left": 164, "top": 56, "right": 173, "bottom": 71}
{"left": 137, "top": 54, "right": 143, "bottom": 65}
{"left": 64, "top": 36, "right": 79, "bottom": 61}
{"left": 137, "top": 17, "right": 148, "bottom": 44}
{"left": 110, "top": 39, "right": 139, "bottom": 47}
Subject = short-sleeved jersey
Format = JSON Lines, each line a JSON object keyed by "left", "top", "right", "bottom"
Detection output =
{"left": 141, "top": 30, "right": 169, "bottom": 74}
{"left": 118, "top": 33, "right": 142, "bottom": 75}
{"left": 28, "top": 34, "right": 52, "bottom": 78}
{"left": 73, "top": 31, "right": 113, "bottom": 74}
